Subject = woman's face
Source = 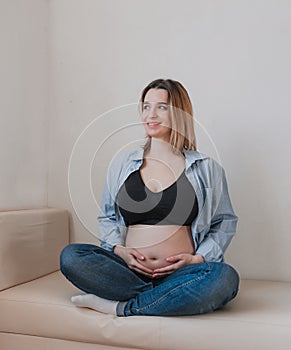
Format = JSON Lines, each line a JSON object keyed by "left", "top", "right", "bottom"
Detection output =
{"left": 141, "top": 88, "right": 171, "bottom": 142}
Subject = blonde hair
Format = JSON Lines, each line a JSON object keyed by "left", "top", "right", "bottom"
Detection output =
{"left": 140, "top": 79, "right": 197, "bottom": 154}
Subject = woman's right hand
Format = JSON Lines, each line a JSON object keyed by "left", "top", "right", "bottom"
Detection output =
{"left": 114, "top": 245, "right": 154, "bottom": 277}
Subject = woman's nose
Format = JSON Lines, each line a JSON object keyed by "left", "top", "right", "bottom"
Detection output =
{"left": 148, "top": 107, "right": 157, "bottom": 118}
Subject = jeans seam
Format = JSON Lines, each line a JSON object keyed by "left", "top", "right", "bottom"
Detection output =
{"left": 131, "top": 263, "right": 212, "bottom": 314}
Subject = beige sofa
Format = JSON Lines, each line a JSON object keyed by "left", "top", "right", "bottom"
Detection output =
{"left": 1, "top": 208, "right": 291, "bottom": 350}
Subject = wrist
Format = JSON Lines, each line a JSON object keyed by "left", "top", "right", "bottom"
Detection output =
{"left": 113, "top": 244, "right": 124, "bottom": 255}
{"left": 193, "top": 254, "right": 205, "bottom": 263}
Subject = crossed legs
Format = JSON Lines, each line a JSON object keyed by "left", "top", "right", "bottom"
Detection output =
{"left": 60, "top": 244, "right": 239, "bottom": 316}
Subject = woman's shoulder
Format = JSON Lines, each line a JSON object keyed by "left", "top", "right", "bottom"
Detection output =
{"left": 108, "top": 148, "right": 143, "bottom": 169}
{"left": 184, "top": 150, "right": 225, "bottom": 181}
{"left": 184, "top": 150, "right": 222, "bottom": 167}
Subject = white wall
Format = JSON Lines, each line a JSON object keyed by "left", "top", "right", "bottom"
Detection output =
{"left": 2, "top": 0, "right": 290, "bottom": 282}
{"left": 0, "top": 0, "right": 49, "bottom": 210}
{"left": 47, "top": 0, "right": 291, "bottom": 282}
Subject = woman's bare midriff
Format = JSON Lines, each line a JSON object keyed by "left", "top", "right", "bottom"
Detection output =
{"left": 125, "top": 225, "right": 195, "bottom": 270}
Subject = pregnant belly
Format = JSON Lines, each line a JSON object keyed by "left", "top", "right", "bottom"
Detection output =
{"left": 125, "top": 225, "right": 195, "bottom": 270}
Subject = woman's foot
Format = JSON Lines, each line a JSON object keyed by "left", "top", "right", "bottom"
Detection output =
{"left": 71, "top": 294, "right": 118, "bottom": 315}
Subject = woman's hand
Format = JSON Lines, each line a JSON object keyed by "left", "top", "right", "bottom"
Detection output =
{"left": 114, "top": 245, "right": 154, "bottom": 277}
{"left": 152, "top": 253, "right": 204, "bottom": 278}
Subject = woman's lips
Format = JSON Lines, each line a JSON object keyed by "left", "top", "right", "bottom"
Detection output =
{"left": 147, "top": 122, "right": 161, "bottom": 128}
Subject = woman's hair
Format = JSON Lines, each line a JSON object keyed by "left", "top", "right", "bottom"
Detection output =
{"left": 140, "top": 78, "right": 197, "bottom": 154}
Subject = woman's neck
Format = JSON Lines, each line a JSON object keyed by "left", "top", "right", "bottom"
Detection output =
{"left": 145, "top": 138, "right": 183, "bottom": 162}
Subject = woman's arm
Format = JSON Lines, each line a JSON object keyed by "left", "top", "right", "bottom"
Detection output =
{"left": 97, "top": 153, "right": 128, "bottom": 251}
{"left": 195, "top": 165, "right": 238, "bottom": 262}
{"left": 97, "top": 179, "right": 126, "bottom": 251}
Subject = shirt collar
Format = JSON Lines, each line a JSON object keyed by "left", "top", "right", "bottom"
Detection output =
{"left": 183, "top": 150, "right": 208, "bottom": 168}
{"left": 130, "top": 148, "right": 145, "bottom": 161}
{"left": 130, "top": 147, "right": 208, "bottom": 166}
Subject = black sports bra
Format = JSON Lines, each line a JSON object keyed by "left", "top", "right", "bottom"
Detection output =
{"left": 115, "top": 170, "right": 198, "bottom": 226}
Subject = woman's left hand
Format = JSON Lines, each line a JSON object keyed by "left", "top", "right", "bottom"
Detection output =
{"left": 152, "top": 254, "right": 204, "bottom": 278}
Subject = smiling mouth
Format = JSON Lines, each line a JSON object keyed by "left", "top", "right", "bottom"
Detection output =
{"left": 147, "top": 122, "right": 161, "bottom": 127}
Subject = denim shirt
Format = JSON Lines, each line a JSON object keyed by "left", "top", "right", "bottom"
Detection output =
{"left": 97, "top": 148, "right": 238, "bottom": 262}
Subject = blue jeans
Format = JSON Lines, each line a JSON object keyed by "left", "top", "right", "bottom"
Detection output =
{"left": 60, "top": 244, "right": 239, "bottom": 317}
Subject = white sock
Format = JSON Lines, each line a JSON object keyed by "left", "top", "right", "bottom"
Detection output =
{"left": 71, "top": 294, "right": 118, "bottom": 315}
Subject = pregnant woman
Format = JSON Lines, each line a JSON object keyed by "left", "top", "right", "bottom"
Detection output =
{"left": 60, "top": 78, "right": 239, "bottom": 317}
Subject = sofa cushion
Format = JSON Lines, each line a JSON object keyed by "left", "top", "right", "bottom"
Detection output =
{"left": 0, "top": 272, "right": 290, "bottom": 350}
{"left": 0, "top": 208, "right": 69, "bottom": 290}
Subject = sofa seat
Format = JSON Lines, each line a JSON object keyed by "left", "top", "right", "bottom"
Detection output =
{"left": 1, "top": 208, "right": 291, "bottom": 350}
{"left": 1, "top": 271, "right": 291, "bottom": 350}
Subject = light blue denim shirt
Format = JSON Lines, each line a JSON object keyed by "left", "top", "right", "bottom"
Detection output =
{"left": 98, "top": 148, "right": 238, "bottom": 262}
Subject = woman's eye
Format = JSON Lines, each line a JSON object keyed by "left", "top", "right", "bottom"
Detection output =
{"left": 159, "top": 105, "right": 167, "bottom": 110}
{"left": 143, "top": 104, "right": 150, "bottom": 110}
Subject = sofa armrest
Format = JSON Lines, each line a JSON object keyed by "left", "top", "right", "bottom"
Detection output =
{"left": 0, "top": 208, "right": 69, "bottom": 291}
